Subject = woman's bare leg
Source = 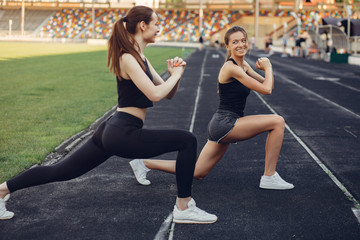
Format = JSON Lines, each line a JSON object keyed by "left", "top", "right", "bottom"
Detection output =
{"left": 142, "top": 141, "right": 229, "bottom": 180}
{"left": 143, "top": 159, "right": 176, "bottom": 173}
{"left": 0, "top": 182, "right": 10, "bottom": 199}
{"left": 223, "top": 114, "right": 285, "bottom": 176}
{"left": 193, "top": 141, "right": 229, "bottom": 180}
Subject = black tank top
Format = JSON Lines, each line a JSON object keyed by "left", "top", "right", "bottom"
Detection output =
{"left": 217, "top": 58, "right": 251, "bottom": 116}
{"left": 117, "top": 59, "right": 154, "bottom": 108}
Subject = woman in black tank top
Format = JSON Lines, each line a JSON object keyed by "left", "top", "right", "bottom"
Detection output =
{"left": 133, "top": 26, "right": 294, "bottom": 191}
{"left": 0, "top": 6, "right": 217, "bottom": 224}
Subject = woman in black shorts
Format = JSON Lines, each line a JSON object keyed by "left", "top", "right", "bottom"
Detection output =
{"left": 0, "top": 6, "right": 217, "bottom": 224}
{"left": 129, "top": 26, "right": 294, "bottom": 190}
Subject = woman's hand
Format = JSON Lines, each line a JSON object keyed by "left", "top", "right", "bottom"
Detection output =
{"left": 255, "top": 57, "right": 272, "bottom": 71}
{"left": 167, "top": 57, "right": 186, "bottom": 77}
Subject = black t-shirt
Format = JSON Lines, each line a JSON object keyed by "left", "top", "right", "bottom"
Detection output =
{"left": 116, "top": 59, "right": 154, "bottom": 109}
{"left": 217, "top": 58, "right": 251, "bottom": 116}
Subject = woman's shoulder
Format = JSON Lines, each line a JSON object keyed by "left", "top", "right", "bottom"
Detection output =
{"left": 222, "top": 60, "right": 236, "bottom": 70}
{"left": 219, "top": 62, "right": 236, "bottom": 83}
{"left": 243, "top": 60, "right": 250, "bottom": 67}
{"left": 221, "top": 60, "right": 243, "bottom": 74}
{"left": 243, "top": 60, "right": 251, "bottom": 72}
{"left": 121, "top": 53, "right": 136, "bottom": 62}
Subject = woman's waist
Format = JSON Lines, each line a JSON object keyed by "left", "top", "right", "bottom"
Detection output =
{"left": 116, "top": 107, "right": 146, "bottom": 122}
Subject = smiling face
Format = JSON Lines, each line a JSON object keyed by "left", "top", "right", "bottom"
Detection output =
{"left": 142, "top": 12, "right": 160, "bottom": 43}
{"left": 226, "top": 31, "right": 248, "bottom": 58}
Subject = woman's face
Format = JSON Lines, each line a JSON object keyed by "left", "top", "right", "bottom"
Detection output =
{"left": 143, "top": 12, "right": 160, "bottom": 43}
{"left": 227, "top": 31, "right": 248, "bottom": 57}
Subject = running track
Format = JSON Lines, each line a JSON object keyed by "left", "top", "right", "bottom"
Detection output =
{"left": 0, "top": 48, "right": 359, "bottom": 240}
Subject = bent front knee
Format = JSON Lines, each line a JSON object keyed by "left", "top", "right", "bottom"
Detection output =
{"left": 185, "top": 132, "right": 197, "bottom": 146}
{"left": 274, "top": 115, "right": 285, "bottom": 129}
{"left": 194, "top": 172, "right": 207, "bottom": 180}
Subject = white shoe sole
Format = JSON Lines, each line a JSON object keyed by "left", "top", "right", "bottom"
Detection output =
{"left": 259, "top": 184, "right": 294, "bottom": 190}
{"left": 0, "top": 214, "right": 14, "bottom": 220}
{"left": 173, "top": 218, "right": 217, "bottom": 224}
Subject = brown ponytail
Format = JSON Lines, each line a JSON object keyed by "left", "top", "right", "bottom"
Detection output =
{"left": 107, "top": 6, "right": 154, "bottom": 78}
{"left": 224, "top": 26, "right": 248, "bottom": 61}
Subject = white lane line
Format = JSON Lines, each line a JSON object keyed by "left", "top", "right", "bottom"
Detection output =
{"left": 271, "top": 57, "right": 360, "bottom": 93}
{"left": 332, "top": 81, "right": 360, "bottom": 93}
{"left": 254, "top": 91, "right": 360, "bottom": 223}
{"left": 352, "top": 208, "right": 360, "bottom": 224}
{"left": 271, "top": 57, "right": 359, "bottom": 82}
{"left": 189, "top": 50, "right": 209, "bottom": 132}
{"left": 344, "top": 127, "right": 358, "bottom": 138}
{"left": 275, "top": 71, "right": 360, "bottom": 119}
{"left": 168, "top": 222, "right": 176, "bottom": 240}
{"left": 246, "top": 57, "right": 360, "bottom": 119}
{"left": 154, "top": 49, "right": 209, "bottom": 240}
{"left": 154, "top": 213, "right": 173, "bottom": 240}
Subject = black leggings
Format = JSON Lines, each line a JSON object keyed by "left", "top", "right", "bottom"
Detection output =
{"left": 7, "top": 111, "right": 197, "bottom": 198}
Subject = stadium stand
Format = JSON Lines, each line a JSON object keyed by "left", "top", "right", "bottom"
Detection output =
{"left": 40, "top": 9, "right": 105, "bottom": 38}
{"left": 0, "top": 9, "right": 53, "bottom": 36}
{"left": 0, "top": 4, "right": 357, "bottom": 55}
{"left": 79, "top": 9, "right": 126, "bottom": 39}
{"left": 34, "top": 9, "right": 244, "bottom": 41}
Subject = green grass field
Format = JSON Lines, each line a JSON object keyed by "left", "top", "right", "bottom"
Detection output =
{"left": 0, "top": 42, "right": 193, "bottom": 183}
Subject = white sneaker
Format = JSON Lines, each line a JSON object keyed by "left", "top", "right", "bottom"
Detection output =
{"left": 0, "top": 194, "right": 14, "bottom": 220}
{"left": 129, "top": 159, "right": 151, "bottom": 186}
{"left": 259, "top": 172, "right": 294, "bottom": 190}
{"left": 173, "top": 198, "right": 217, "bottom": 224}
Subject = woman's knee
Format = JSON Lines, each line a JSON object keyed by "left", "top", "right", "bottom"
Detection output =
{"left": 194, "top": 171, "right": 206, "bottom": 180}
{"left": 179, "top": 131, "right": 197, "bottom": 148}
{"left": 193, "top": 165, "right": 212, "bottom": 180}
{"left": 273, "top": 115, "right": 285, "bottom": 129}
{"left": 183, "top": 131, "right": 196, "bottom": 142}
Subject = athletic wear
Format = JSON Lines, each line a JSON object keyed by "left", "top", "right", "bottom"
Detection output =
{"left": 208, "top": 58, "right": 251, "bottom": 143}
{"left": 259, "top": 172, "right": 294, "bottom": 190}
{"left": 208, "top": 110, "right": 240, "bottom": 143}
{"left": 117, "top": 59, "right": 153, "bottom": 109}
{"left": 217, "top": 58, "right": 250, "bottom": 116}
{"left": 7, "top": 111, "right": 197, "bottom": 198}
{"left": 129, "top": 159, "right": 151, "bottom": 185}
{"left": 0, "top": 194, "right": 14, "bottom": 220}
{"left": 172, "top": 198, "right": 217, "bottom": 224}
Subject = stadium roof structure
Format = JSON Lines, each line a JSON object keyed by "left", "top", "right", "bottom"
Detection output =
{"left": 0, "top": 0, "right": 358, "bottom": 12}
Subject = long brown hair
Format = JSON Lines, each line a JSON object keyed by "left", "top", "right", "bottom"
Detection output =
{"left": 224, "top": 26, "right": 248, "bottom": 60}
{"left": 107, "top": 6, "right": 154, "bottom": 78}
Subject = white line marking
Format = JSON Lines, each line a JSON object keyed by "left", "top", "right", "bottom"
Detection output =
{"left": 254, "top": 91, "right": 360, "bottom": 223}
{"left": 352, "top": 208, "right": 360, "bottom": 223}
{"left": 246, "top": 56, "right": 360, "bottom": 119}
{"left": 189, "top": 50, "right": 209, "bottom": 133}
{"left": 313, "top": 76, "right": 340, "bottom": 81}
{"left": 154, "top": 49, "right": 209, "bottom": 240}
{"left": 270, "top": 57, "right": 360, "bottom": 93}
{"left": 168, "top": 222, "right": 176, "bottom": 240}
{"left": 344, "top": 128, "right": 358, "bottom": 138}
{"left": 153, "top": 213, "right": 173, "bottom": 240}
{"left": 332, "top": 81, "right": 360, "bottom": 93}
{"left": 275, "top": 71, "right": 360, "bottom": 119}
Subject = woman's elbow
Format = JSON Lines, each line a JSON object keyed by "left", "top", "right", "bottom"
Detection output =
{"left": 261, "top": 88, "right": 272, "bottom": 95}
{"left": 151, "top": 96, "right": 162, "bottom": 102}
{"left": 148, "top": 94, "right": 162, "bottom": 102}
